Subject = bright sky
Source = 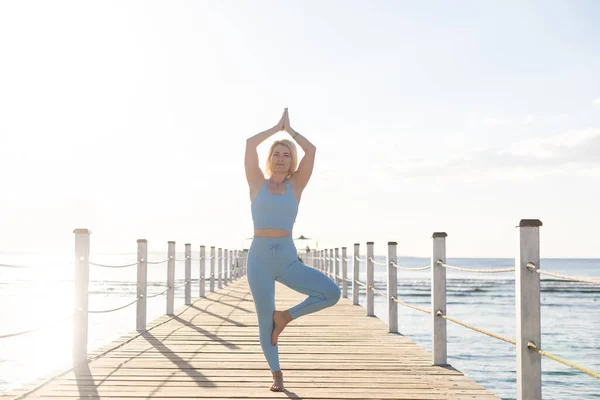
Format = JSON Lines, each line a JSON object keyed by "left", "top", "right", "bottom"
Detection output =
{"left": 1, "top": 1, "right": 599, "bottom": 258}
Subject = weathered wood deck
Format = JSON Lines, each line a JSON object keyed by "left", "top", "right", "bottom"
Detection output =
{"left": 3, "top": 277, "right": 500, "bottom": 399}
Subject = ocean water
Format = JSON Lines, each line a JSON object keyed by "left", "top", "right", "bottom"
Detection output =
{"left": 0, "top": 252, "right": 599, "bottom": 400}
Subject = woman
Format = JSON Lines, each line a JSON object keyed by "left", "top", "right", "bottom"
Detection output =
{"left": 244, "top": 108, "right": 341, "bottom": 392}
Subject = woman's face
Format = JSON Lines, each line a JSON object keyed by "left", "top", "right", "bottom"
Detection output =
{"left": 271, "top": 145, "right": 292, "bottom": 175}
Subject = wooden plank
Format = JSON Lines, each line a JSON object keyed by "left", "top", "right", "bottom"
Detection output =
{"left": 2, "top": 278, "right": 500, "bottom": 399}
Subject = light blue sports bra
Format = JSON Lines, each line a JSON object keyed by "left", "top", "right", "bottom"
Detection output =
{"left": 251, "top": 180, "right": 298, "bottom": 232}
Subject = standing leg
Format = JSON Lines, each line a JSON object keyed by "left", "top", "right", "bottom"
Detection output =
{"left": 247, "top": 261, "right": 280, "bottom": 373}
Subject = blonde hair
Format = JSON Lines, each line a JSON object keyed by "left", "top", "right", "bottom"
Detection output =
{"left": 265, "top": 139, "right": 298, "bottom": 179}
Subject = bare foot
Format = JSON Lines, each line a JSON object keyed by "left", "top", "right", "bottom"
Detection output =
{"left": 271, "top": 310, "right": 292, "bottom": 346}
{"left": 270, "top": 370, "right": 284, "bottom": 392}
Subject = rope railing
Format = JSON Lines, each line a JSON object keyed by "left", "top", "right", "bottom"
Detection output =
{"left": 527, "top": 342, "right": 600, "bottom": 380}
{"left": 354, "top": 279, "right": 367, "bottom": 287}
{"left": 1, "top": 228, "right": 251, "bottom": 395}
{"left": 369, "top": 285, "right": 386, "bottom": 297}
{"left": 527, "top": 263, "right": 600, "bottom": 285}
{"left": 391, "top": 296, "right": 431, "bottom": 315}
{"left": 368, "top": 257, "right": 387, "bottom": 266}
{"left": 369, "top": 277, "right": 596, "bottom": 370}
{"left": 0, "top": 313, "right": 74, "bottom": 339}
{"left": 90, "top": 261, "right": 138, "bottom": 269}
{"left": 88, "top": 297, "right": 141, "bottom": 314}
{"left": 147, "top": 258, "right": 170, "bottom": 265}
{"left": 390, "top": 261, "right": 431, "bottom": 271}
{"left": 313, "top": 231, "right": 600, "bottom": 397}
{"left": 436, "top": 310, "right": 516, "bottom": 345}
{"left": 437, "top": 261, "right": 515, "bottom": 273}
{"left": 335, "top": 274, "right": 353, "bottom": 283}
{"left": 146, "top": 286, "right": 172, "bottom": 300}
{"left": 88, "top": 278, "right": 194, "bottom": 314}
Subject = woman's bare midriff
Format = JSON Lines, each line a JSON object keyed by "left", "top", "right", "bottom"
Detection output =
{"left": 254, "top": 229, "right": 292, "bottom": 238}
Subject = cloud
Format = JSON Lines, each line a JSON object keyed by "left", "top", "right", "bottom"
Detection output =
{"left": 594, "top": 97, "right": 600, "bottom": 108}
{"left": 385, "top": 128, "right": 600, "bottom": 179}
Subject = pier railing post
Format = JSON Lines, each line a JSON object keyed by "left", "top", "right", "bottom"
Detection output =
{"left": 342, "top": 247, "right": 348, "bottom": 298}
{"left": 240, "top": 250, "right": 245, "bottom": 277}
{"left": 199, "top": 245, "right": 206, "bottom": 297}
{"left": 516, "top": 219, "right": 542, "bottom": 400}
{"left": 319, "top": 249, "right": 322, "bottom": 271}
{"left": 319, "top": 250, "right": 323, "bottom": 272}
{"left": 234, "top": 250, "right": 238, "bottom": 280}
{"left": 185, "top": 243, "right": 191, "bottom": 305}
{"left": 167, "top": 241, "right": 175, "bottom": 315}
{"left": 353, "top": 244, "right": 360, "bottom": 305}
{"left": 367, "top": 242, "right": 375, "bottom": 317}
{"left": 387, "top": 242, "right": 398, "bottom": 333}
{"left": 218, "top": 248, "right": 223, "bottom": 289}
{"left": 238, "top": 250, "right": 242, "bottom": 279}
{"left": 334, "top": 248, "right": 340, "bottom": 286}
{"left": 330, "top": 249, "right": 334, "bottom": 278}
{"left": 210, "top": 246, "right": 215, "bottom": 292}
{"left": 432, "top": 232, "right": 447, "bottom": 365}
{"left": 73, "top": 228, "right": 91, "bottom": 365}
{"left": 136, "top": 239, "right": 148, "bottom": 332}
{"left": 229, "top": 250, "right": 233, "bottom": 283}
{"left": 223, "top": 249, "right": 229, "bottom": 286}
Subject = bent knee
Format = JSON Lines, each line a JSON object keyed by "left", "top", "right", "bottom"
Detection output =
{"left": 326, "top": 284, "right": 341, "bottom": 305}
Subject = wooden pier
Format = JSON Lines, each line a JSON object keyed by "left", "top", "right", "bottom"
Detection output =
{"left": 2, "top": 277, "right": 499, "bottom": 400}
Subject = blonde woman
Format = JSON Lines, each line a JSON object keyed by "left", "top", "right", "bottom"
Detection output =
{"left": 244, "top": 108, "right": 341, "bottom": 392}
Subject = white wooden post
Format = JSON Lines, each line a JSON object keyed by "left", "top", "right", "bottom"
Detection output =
{"left": 223, "top": 249, "right": 229, "bottom": 286}
{"left": 342, "top": 247, "right": 348, "bottom": 298}
{"left": 210, "top": 246, "right": 215, "bottom": 292}
{"left": 218, "top": 248, "right": 223, "bottom": 289}
{"left": 329, "top": 249, "right": 334, "bottom": 278}
{"left": 230, "top": 250, "right": 234, "bottom": 280}
{"left": 334, "top": 248, "right": 340, "bottom": 286}
{"left": 432, "top": 233, "right": 447, "bottom": 365}
{"left": 353, "top": 243, "right": 360, "bottom": 305}
{"left": 230, "top": 249, "right": 234, "bottom": 282}
{"left": 367, "top": 242, "right": 374, "bottom": 317}
{"left": 167, "top": 241, "right": 175, "bottom": 315}
{"left": 233, "top": 250, "right": 237, "bottom": 280}
{"left": 199, "top": 245, "right": 206, "bottom": 297}
{"left": 387, "top": 242, "right": 398, "bottom": 333}
{"left": 318, "top": 250, "right": 322, "bottom": 272}
{"left": 73, "top": 228, "right": 90, "bottom": 365}
{"left": 185, "top": 243, "right": 191, "bottom": 305}
{"left": 240, "top": 251, "right": 245, "bottom": 277}
{"left": 136, "top": 239, "right": 148, "bottom": 332}
{"left": 516, "top": 219, "right": 542, "bottom": 400}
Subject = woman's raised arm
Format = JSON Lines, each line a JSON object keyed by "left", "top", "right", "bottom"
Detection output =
{"left": 245, "top": 110, "right": 286, "bottom": 188}
{"left": 285, "top": 110, "right": 316, "bottom": 191}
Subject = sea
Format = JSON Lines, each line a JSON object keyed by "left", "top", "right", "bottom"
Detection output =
{"left": 0, "top": 252, "right": 599, "bottom": 400}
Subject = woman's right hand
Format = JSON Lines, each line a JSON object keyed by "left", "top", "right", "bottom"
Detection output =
{"left": 275, "top": 108, "right": 287, "bottom": 132}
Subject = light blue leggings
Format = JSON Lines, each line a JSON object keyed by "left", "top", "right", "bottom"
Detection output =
{"left": 247, "top": 236, "right": 341, "bottom": 372}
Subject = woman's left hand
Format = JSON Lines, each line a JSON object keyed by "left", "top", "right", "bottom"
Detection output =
{"left": 283, "top": 108, "right": 293, "bottom": 134}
